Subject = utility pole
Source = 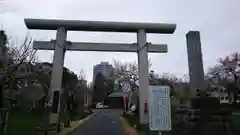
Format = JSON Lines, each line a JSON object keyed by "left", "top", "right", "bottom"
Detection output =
{"left": 0, "top": 30, "right": 7, "bottom": 109}
{"left": 0, "top": 30, "right": 8, "bottom": 135}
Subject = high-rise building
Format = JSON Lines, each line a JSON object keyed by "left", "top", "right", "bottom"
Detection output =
{"left": 93, "top": 62, "right": 115, "bottom": 81}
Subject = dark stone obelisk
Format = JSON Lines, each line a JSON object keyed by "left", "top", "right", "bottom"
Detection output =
{"left": 186, "top": 31, "right": 205, "bottom": 96}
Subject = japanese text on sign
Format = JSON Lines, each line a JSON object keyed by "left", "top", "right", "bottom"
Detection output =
{"left": 148, "top": 85, "right": 172, "bottom": 131}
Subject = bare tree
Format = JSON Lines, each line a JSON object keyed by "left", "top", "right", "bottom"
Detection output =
{"left": 207, "top": 52, "right": 240, "bottom": 104}
{"left": 0, "top": 31, "right": 36, "bottom": 108}
{"left": 112, "top": 59, "right": 152, "bottom": 84}
{"left": 76, "top": 69, "right": 89, "bottom": 99}
{"left": 112, "top": 59, "right": 151, "bottom": 112}
{"left": 158, "top": 72, "right": 184, "bottom": 83}
{"left": 78, "top": 69, "right": 86, "bottom": 81}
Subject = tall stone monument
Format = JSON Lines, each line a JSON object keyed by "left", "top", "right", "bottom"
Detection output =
{"left": 186, "top": 31, "right": 205, "bottom": 96}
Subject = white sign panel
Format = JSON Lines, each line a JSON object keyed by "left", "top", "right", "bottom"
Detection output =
{"left": 148, "top": 85, "right": 172, "bottom": 131}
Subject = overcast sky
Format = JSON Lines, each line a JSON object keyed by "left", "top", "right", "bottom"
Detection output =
{"left": 0, "top": 0, "right": 240, "bottom": 82}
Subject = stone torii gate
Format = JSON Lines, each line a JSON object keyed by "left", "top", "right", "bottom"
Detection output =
{"left": 24, "top": 18, "right": 176, "bottom": 125}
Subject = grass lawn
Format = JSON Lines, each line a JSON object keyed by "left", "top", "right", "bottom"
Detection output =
{"left": 6, "top": 109, "right": 42, "bottom": 135}
{"left": 70, "top": 111, "right": 90, "bottom": 121}
{"left": 123, "top": 114, "right": 164, "bottom": 135}
{"left": 124, "top": 111, "right": 240, "bottom": 135}
{"left": 231, "top": 113, "right": 240, "bottom": 133}
{"left": 5, "top": 108, "right": 91, "bottom": 135}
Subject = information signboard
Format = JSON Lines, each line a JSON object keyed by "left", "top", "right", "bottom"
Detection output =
{"left": 148, "top": 85, "right": 172, "bottom": 131}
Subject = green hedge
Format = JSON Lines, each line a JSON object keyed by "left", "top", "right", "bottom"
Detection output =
{"left": 231, "top": 113, "right": 240, "bottom": 133}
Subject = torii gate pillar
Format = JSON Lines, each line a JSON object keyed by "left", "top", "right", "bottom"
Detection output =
{"left": 137, "top": 29, "right": 149, "bottom": 123}
{"left": 48, "top": 27, "right": 67, "bottom": 123}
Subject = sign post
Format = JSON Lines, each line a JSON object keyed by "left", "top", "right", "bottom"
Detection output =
{"left": 149, "top": 85, "right": 172, "bottom": 134}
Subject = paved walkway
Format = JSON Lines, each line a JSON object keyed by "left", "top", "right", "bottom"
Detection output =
{"left": 70, "top": 110, "right": 124, "bottom": 135}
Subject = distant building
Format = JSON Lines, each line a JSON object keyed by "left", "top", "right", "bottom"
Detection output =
{"left": 210, "top": 87, "right": 229, "bottom": 103}
{"left": 209, "top": 86, "right": 240, "bottom": 104}
{"left": 206, "top": 76, "right": 240, "bottom": 104}
{"left": 93, "top": 62, "right": 115, "bottom": 81}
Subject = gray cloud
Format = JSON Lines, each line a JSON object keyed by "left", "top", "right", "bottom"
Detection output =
{"left": 1, "top": 0, "right": 240, "bottom": 81}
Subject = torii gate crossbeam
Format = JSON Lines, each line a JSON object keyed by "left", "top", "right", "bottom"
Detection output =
{"left": 24, "top": 18, "right": 176, "bottom": 125}
{"left": 33, "top": 40, "right": 168, "bottom": 52}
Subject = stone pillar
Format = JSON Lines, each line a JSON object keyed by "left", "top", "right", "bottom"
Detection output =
{"left": 137, "top": 29, "right": 149, "bottom": 124}
{"left": 49, "top": 27, "right": 67, "bottom": 124}
{"left": 186, "top": 31, "right": 205, "bottom": 96}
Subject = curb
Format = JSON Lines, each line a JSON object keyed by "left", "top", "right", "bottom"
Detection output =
{"left": 232, "top": 112, "right": 240, "bottom": 115}
{"left": 57, "top": 113, "right": 94, "bottom": 135}
{"left": 120, "top": 117, "right": 139, "bottom": 135}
